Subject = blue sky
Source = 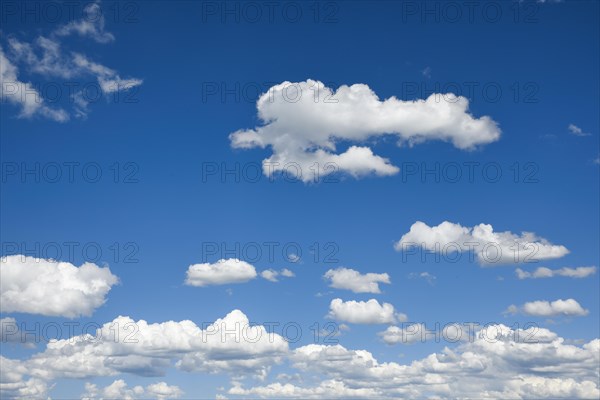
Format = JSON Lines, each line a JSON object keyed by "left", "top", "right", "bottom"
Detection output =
{"left": 1, "top": 1, "right": 599, "bottom": 399}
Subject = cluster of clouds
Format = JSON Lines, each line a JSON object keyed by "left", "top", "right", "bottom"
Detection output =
{"left": 395, "top": 220, "right": 569, "bottom": 265}
{"left": 3, "top": 308, "right": 598, "bottom": 399}
{"left": 1, "top": 309, "right": 288, "bottom": 398}
{"left": 229, "top": 79, "right": 501, "bottom": 181}
{"left": 0, "top": 0, "right": 142, "bottom": 121}
{"left": 230, "top": 324, "right": 599, "bottom": 399}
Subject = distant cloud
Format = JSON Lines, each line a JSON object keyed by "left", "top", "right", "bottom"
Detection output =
{"left": 516, "top": 266, "right": 596, "bottom": 279}
{"left": 568, "top": 124, "right": 591, "bottom": 137}
{"left": 421, "top": 66, "right": 432, "bottom": 79}
{"left": 81, "top": 379, "right": 183, "bottom": 400}
{"left": 261, "top": 268, "right": 295, "bottom": 282}
{"left": 408, "top": 271, "right": 436, "bottom": 285}
{"left": 506, "top": 298, "right": 589, "bottom": 317}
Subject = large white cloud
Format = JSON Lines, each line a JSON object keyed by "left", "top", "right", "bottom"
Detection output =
{"left": 229, "top": 80, "right": 500, "bottom": 181}
{"left": 185, "top": 258, "right": 257, "bottom": 286}
{"left": 231, "top": 324, "right": 600, "bottom": 399}
{"left": 324, "top": 267, "right": 390, "bottom": 293}
{"left": 395, "top": 221, "right": 569, "bottom": 265}
{"left": 327, "top": 299, "right": 405, "bottom": 325}
{"left": 516, "top": 266, "right": 597, "bottom": 279}
{"left": 20, "top": 309, "right": 287, "bottom": 381}
{"left": 0, "top": 255, "right": 119, "bottom": 318}
{"left": 506, "top": 299, "right": 589, "bottom": 317}
{"left": 81, "top": 379, "right": 183, "bottom": 400}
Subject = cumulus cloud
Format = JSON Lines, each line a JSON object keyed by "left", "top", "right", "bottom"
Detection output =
{"left": 516, "top": 266, "right": 597, "bottom": 279}
{"left": 229, "top": 80, "right": 500, "bottom": 181}
{"left": 185, "top": 259, "right": 257, "bottom": 286}
{"left": 81, "top": 379, "right": 183, "bottom": 400}
{"left": 324, "top": 267, "right": 390, "bottom": 293}
{"left": 261, "top": 268, "right": 295, "bottom": 282}
{"left": 395, "top": 221, "right": 569, "bottom": 265}
{"left": 506, "top": 299, "right": 589, "bottom": 317}
{"left": 0, "top": 255, "right": 119, "bottom": 318}
{"left": 10, "top": 309, "right": 287, "bottom": 385}
{"left": 327, "top": 298, "right": 405, "bottom": 324}
{"left": 568, "top": 124, "right": 591, "bottom": 137}
{"left": 230, "top": 324, "right": 599, "bottom": 399}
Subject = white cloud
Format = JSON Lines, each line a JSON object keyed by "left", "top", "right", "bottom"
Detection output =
{"left": 229, "top": 380, "right": 378, "bottom": 398}
{"left": 506, "top": 299, "right": 589, "bottom": 317}
{"left": 379, "top": 324, "right": 431, "bottom": 345}
{"left": 516, "top": 266, "right": 597, "bottom": 279}
{"left": 0, "top": 45, "right": 69, "bottom": 122}
{"left": 395, "top": 221, "right": 569, "bottom": 265}
{"left": 0, "top": 255, "right": 118, "bottom": 318}
{"left": 324, "top": 267, "right": 390, "bottom": 293}
{"left": 281, "top": 268, "right": 295, "bottom": 277}
{"left": 2, "top": 0, "right": 142, "bottom": 120}
{"left": 54, "top": 1, "right": 115, "bottom": 43}
{"left": 0, "top": 356, "right": 50, "bottom": 399}
{"left": 229, "top": 79, "right": 500, "bottom": 181}
{"left": 568, "top": 124, "right": 591, "bottom": 137}
{"left": 231, "top": 324, "right": 599, "bottom": 399}
{"left": 327, "top": 298, "right": 405, "bottom": 324}
{"left": 261, "top": 268, "right": 296, "bottom": 282}
{"left": 185, "top": 258, "right": 257, "bottom": 286}
{"left": 81, "top": 379, "right": 183, "bottom": 400}
{"left": 13, "top": 309, "right": 287, "bottom": 383}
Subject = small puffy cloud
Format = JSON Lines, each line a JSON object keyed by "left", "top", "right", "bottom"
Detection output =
{"left": 516, "top": 266, "right": 597, "bottom": 279}
{"left": 506, "top": 299, "right": 589, "bottom": 317}
{"left": 324, "top": 267, "right": 390, "bottom": 293}
{"left": 327, "top": 298, "right": 405, "bottom": 324}
{"left": 81, "top": 379, "right": 183, "bottom": 400}
{"left": 0, "top": 255, "right": 118, "bottom": 318}
{"left": 229, "top": 80, "right": 500, "bottom": 181}
{"left": 395, "top": 221, "right": 569, "bottom": 265}
{"left": 261, "top": 268, "right": 295, "bottom": 282}
{"left": 185, "top": 259, "right": 257, "bottom": 286}
{"left": 568, "top": 124, "right": 591, "bottom": 137}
